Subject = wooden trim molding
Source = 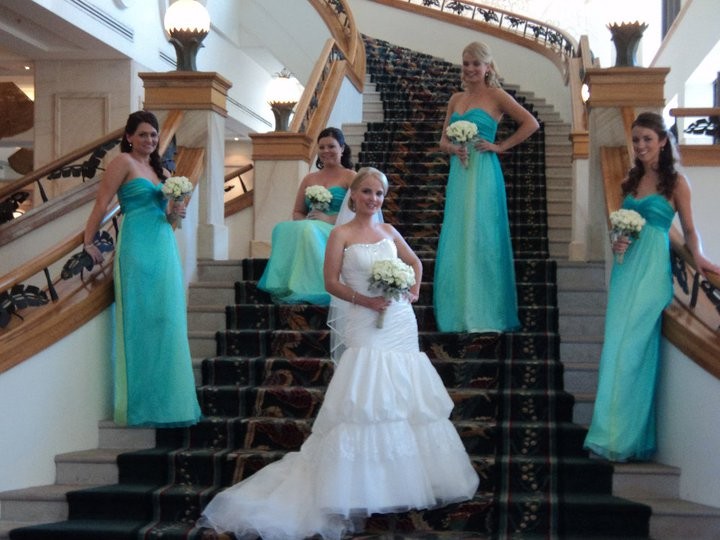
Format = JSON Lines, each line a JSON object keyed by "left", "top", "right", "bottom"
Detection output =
{"left": 249, "top": 132, "right": 314, "bottom": 162}
{"left": 139, "top": 72, "right": 233, "bottom": 116}
{"left": 570, "top": 131, "right": 589, "bottom": 159}
{"left": 677, "top": 145, "right": 720, "bottom": 167}
{"left": 584, "top": 68, "right": 669, "bottom": 108}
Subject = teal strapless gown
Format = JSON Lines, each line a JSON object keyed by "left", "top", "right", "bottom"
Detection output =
{"left": 584, "top": 194, "right": 675, "bottom": 461}
{"left": 114, "top": 178, "right": 201, "bottom": 427}
{"left": 258, "top": 186, "right": 347, "bottom": 305}
{"left": 434, "top": 108, "right": 520, "bottom": 332}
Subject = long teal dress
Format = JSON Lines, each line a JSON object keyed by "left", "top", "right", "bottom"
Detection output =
{"left": 258, "top": 185, "right": 347, "bottom": 305}
{"left": 114, "top": 178, "right": 201, "bottom": 427}
{"left": 434, "top": 108, "right": 520, "bottom": 332}
{"left": 584, "top": 194, "right": 675, "bottom": 461}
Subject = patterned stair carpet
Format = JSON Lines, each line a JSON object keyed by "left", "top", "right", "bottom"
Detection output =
{"left": 9, "top": 36, "right": 650, "bottom": 540}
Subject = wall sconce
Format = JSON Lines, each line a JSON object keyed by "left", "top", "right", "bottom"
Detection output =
{"left": 164, "top": 0, "right": 211, "bottom": 71}
{"left": 267, "top": 68, "right": 301, "bottom": 132}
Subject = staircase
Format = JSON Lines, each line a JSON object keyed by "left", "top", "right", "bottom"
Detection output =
{"left": 4, "top": 36, "right": 719, "bottom": 540}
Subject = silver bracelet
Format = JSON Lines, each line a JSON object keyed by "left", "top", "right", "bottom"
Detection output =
{"left": 351, "top": 291, "right": 356, "bottom": 304}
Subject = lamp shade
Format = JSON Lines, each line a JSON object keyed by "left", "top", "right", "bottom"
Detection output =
{"left": 267, "top": 69, "right": 302, "bottom": 106}
{"left": 164, "top": 0, "right": 210, "bottom": 34}
{"left": 163, "top": 0, "right": 210, "bottom": 70}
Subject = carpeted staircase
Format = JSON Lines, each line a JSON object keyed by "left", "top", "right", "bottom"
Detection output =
{"left": 8, "top": 37, "right": 651, "bottom": 539}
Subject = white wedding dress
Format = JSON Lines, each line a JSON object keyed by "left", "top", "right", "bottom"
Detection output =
{"left": 198, "top": 238, "right": 479, "bottom": 540}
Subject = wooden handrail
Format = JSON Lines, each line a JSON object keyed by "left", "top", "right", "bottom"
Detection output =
{"left": 670, "top": 107, "right": 720, "bottom": 117}
{"left": 0, "top": 109, "right": 184, "bottom": 206}
{"left": 291, "top": 38, "right": 336, "bottom": 134}
{"left": 0, "top": 128, "right": 124, "bottom": 202}
{"left": 309, "top": 0, "right": 366, "bottom": 91}
{"left": 224, "top": 163, "right": 254, "bottom": 183}
{"left": 370, "top": 0, "right": 576, "bottom": 74}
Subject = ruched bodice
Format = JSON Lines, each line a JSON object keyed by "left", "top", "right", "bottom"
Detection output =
{"left": 450, "top": 107, "right": 498, "bottom": 142}
{"left": 623, "top": 193, "right": 674, "bottom": 231}
{"left": 304, "top": 185, "right": 347, "bottom": 215}
{"left": 118, "top": 177, "right": 166, "bottom": 216}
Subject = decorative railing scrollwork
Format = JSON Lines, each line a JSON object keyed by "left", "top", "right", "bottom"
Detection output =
{"left": 671, "top": 248, "right": 720, "bottom": 329}
{"left": 377, "top": 0, "right": 577, "bottom": 60}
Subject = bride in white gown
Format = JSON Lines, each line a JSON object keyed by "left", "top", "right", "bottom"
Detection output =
{"left": 197, "top": 167, "right": 479, "bottom": 540}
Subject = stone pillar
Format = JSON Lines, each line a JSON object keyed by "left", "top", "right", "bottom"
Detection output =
{"left": 248, "top": 132, "right": 313, "bottom": 257}
{"left": 582, "top": 67, "right": 669, "bottom": 261}
{"left": 140, "top": 71, "right": 232, "bottom": 260}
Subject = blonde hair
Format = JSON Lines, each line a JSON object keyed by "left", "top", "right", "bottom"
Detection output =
{"left": 347, "top": 167, "right": 389, "bottom": 211}
{"left": 462, "top": 41, "right": 501, "bottom": 88}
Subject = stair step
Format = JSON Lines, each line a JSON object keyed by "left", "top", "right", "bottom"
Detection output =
{"left": 196, "top": 259, "right": 243, "bottom": 282}
{"left": 188, "top": 281, "right": 236, "bottom": 305}
{"left": 97, "top": 420, "right": 155, "bottom": 450}
{"left": 0, "top": 484, "right": 77, "bottom": 523}
{"left": 54, "top": 449, "right": 125, "bottom": 485}
{"left": 642, "top": 497, "right": 720, "bottom": 540}
{"left": 613, "top": 462, "right": 680, "bottom": 500}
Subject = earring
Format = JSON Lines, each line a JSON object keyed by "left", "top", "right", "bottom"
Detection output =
{"left": 128, "top": 142, "right": 133, "bottom": 149}
{"left": 349, "top": 198, "right": 355, "bottom": 212}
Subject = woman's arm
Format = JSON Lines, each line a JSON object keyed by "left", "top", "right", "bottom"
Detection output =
{"left": 389, "top": 225, "right": 422, "bottom": 303}
{"left": 438, "top": 93, "right": 464, "bottom": 158}
{"left": 674, "top": 174, "right": 720, "bottom": 278}
{"left": 292, "top": 176, "right": 311, "bottom": 220}
{"left": 475, "top": 89, "right": 539, "bottom": 154}
{"left": 82, "top": 154, "right": 129, "bottom": 263}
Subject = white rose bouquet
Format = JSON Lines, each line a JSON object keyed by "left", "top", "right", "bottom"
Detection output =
{"left": 305, "top": 185, "right": 333, "bottom": 214}
{"left": 446, "top": 120, "right": 479, "bottom": 168}
{"left": 609, "top": 208, "right": 646, "bottom": 264}
{"left": 162, "top": 176, "right": 194, "bottom": 228}
{"left": 368, "top": 258, "right": 416, "bottom": 328}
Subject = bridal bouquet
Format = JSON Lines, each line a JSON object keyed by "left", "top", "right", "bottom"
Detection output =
{"left": 305, "top": 185, "right": 333, "bottom": 213}
{"left": 446, "top": 120, "right": 478, "bottom": 167}
{"left": 162, "top": 176, "right": 194, "bottom": 228}
{"left": 368, "top": 258, "right": 416, "bottom": 328}
{"left": 609, "top": 208, "right": 646, "bottom": 264}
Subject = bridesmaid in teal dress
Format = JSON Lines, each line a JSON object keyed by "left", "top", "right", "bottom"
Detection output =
{"left": 83, "top": 111, "right": 201, "bottom": 427}
{"left": 258, "top": 127, "right": 356, "bottom": 305}
{"left": 435, "top": 42, "right": 539, "bottom": 332}
{"left": 584, "top": 112, "right": 719, "bottom": 461}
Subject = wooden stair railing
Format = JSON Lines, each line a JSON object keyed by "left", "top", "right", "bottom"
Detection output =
{"left": 369, "top": 0, "right": 577, "bottom": 75}
{"left": 669, "top": 107, "right": 720, "bottom": 167}
{"left": 0, "top": 110, "right": 186, "bottom": 247}
{"left": 309, "top": 0, "right": 366, "bottom": 91}
{"left": 224, "top": 164, "right": 254, "bottom": 218}
{"left": 600, "top": 143, "right": 720, "bottom": 379}
{"left": 0, "top": 112, "right": 211, "bottom": 375}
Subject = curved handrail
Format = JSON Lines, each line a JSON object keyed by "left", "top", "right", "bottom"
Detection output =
{"left": 368, "top": 0, "right": 577, "bottom": 74}
{"left": 309, "top": 0, "right": 366, "bottom": 91}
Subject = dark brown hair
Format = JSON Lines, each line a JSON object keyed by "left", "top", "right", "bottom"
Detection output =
{"left": 622, "top": 112, "right": 678, "bottom": 199}
{"left": 121, "top": 110, "right": 166, "bottom": 180}
{"left": 315, "top": 127, "right": 353, "bottom": 170}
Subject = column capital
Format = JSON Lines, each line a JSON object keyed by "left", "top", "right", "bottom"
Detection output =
{"left": 583, "top": 67, "right": 669, "bottom": 108}
{"left": 139, "top": 71, "right": 232, "bottom": 116}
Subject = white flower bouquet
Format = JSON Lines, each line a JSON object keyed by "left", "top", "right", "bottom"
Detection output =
{"left": 609, "top": 208, "right": 646, "bottom": 263}
{"left": 368, "top": 258, "right": 416, "bottom": 328}
{"left": 446, "top": 120, "right": 478, "bottom": 167}
{"left": 162, "top": 176, "right": 194, "bottom": 228}
{"left": 305, "top": 185, "right": 333, "bottom": 213}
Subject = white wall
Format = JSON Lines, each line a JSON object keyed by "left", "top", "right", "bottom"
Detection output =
{"left": 0, "top": 312, "right": 112, "bottom": 492}
{"left": 657, "top": 341, "right": 720, "bottom": 507}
